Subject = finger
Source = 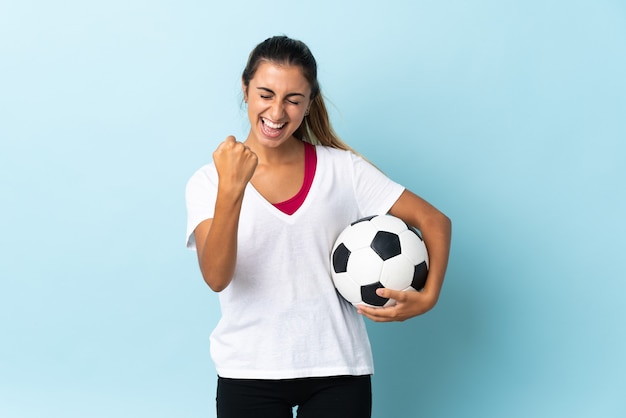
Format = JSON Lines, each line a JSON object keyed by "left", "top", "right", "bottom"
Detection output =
{"left": 221, "top": 136, "right": 238, "bottom": 151}
{"left": 237, "top": 142, "right": 256, "bottom": 159}
{"left": 357, "top": 305, "right": 396, "bottom": 323}
{"left": 375, "top": 287, "right": 406, "bottom": 303}
{"left": 215, "top": 136, "right": 236, "bottom": 154}
{"left": 357, "top": 302, "right": 396, "bottom": 317}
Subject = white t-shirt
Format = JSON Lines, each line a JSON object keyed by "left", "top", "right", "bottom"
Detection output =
{"left": 185, "top": 145, "right": 405, "bottom": 379}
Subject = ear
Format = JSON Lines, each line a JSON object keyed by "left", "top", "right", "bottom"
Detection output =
{"left": 242, "top": 79, "right": 248, "bottom": 102}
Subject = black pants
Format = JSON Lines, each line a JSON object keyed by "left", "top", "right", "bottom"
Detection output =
{"left": 216, "top": 375, "right": 372, "bottom": 418}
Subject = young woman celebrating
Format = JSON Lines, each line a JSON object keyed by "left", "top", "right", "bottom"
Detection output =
{"left": 185, "top": 35, "right": 451, "bottom": 418}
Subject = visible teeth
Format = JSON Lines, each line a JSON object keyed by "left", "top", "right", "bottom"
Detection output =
{"left": 263, "top": 118, "right": 285, "bottom": 129}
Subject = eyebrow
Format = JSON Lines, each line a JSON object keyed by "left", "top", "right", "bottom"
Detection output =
{"left": 256, "top": 87, "right": 306, "bottom": 98}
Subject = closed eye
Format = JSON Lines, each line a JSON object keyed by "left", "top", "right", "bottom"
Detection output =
{"left": 256, "top": 87, "right": 305, "bottom": 105}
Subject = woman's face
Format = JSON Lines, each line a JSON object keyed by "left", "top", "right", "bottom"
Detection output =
{"left": 243, "top": 61, "right": 311, "bottom": 148}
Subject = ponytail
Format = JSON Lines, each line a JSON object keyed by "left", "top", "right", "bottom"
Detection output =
{"left": 296, "top": 94, "right": 354, "bottom": 152}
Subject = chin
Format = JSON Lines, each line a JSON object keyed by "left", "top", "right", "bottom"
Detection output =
{"left": 252, "top": 127, "right": 294, "bottom": 147}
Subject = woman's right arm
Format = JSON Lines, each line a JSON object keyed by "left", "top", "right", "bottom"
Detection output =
{"left": 193, "top": 136, "right": 258, "bottom": 292}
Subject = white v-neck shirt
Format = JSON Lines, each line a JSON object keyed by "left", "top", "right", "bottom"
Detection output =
{"left": 185, "top": 145, "right": 405, "bottom": 379}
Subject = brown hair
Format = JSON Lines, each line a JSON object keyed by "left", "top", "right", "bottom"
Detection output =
{"left": 242, "top": 36, "right": 354, "bottom": 151}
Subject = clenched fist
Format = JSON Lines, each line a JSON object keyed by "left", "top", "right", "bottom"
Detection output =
{"left": 213, "top": 136, "right": 258, "bottom": 192}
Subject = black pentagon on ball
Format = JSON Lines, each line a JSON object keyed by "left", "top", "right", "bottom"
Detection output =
{"left": 370, "top": 231, "right": 401, "bottom": 260}
{"left": 361, "top": 282, "right": 389, "bottom": 307}
{"left": 332, "top": 243, "right": 351, "bottom": 273}
{"left": 411, "top": 261, "right": 428, "bottom": 290}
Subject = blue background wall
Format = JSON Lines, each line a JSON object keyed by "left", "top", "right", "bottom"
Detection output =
{"left": 1, "top": 1, "right": 625, "bottom": 417}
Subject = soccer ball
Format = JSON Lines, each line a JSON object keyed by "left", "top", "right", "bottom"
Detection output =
{"left": 331, "top": 215, "right": 429, "bottom": 308}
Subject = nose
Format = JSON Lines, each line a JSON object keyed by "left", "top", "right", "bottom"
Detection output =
{"left": 268, "top": 100, "right": 285, "bottom": 121}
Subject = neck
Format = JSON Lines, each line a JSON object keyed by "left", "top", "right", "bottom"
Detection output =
{"left": 245, "top": 136, "right": 304, "bottom": 165}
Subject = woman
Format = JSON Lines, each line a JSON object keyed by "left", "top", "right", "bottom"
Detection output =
{"left": 186, "top": 35, "right": 451, "bottom": 418}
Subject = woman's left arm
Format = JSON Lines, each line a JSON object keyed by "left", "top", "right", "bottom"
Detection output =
{"left": 357, "top": 189, "right": 452, "bottom": 322}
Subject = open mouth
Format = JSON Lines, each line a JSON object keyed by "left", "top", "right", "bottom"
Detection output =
{"left": 261, "top": 117, "right": 286, "bottom": 138}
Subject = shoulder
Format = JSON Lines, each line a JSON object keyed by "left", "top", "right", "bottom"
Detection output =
{"left": 315, "top": 145, "right": 378, "bottom": 172}
{"left": 314, "top": 145, "right": 357, "bottom": 163}
{"left": 187, "top": 163, "right": 217, "bottom": 182}
{"left": 185, "top": 163, "right": 218, "bottom": 195}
